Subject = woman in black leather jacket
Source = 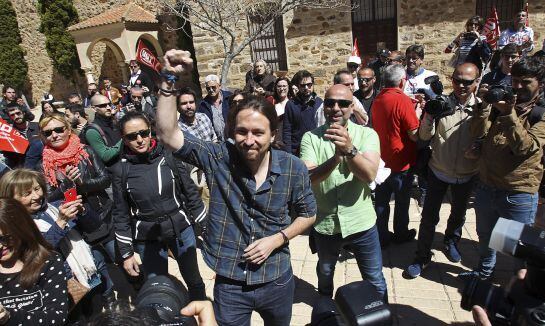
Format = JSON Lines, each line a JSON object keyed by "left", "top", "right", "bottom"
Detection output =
{"left": 38, "top": 113, "right": 117, "bottom": 307}
{"left": 111, "top": 111, "right": 207, "bottom": 300}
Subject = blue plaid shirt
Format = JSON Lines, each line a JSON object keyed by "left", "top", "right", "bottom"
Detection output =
{"left": 174, "top": 131, "right": 316, "bottom": 285}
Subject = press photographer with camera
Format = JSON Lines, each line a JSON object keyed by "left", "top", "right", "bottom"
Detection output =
{"left": 444, "top": 16, "right": 492, "bottom": 72}
{"left": 404, "top": 63, "right": 481, "bottom": 279}
{"left": 459, "top": 56, "right": 545, "bottom": 281}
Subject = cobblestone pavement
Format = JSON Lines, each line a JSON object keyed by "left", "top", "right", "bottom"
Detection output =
{"left": 167, "top": 197, "right": 516, "bottom": 325}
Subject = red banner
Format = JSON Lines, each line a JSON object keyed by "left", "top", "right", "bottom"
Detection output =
{"left": 352, "top": 38, "right": 361, "bottom": 58}
{"left": 136, "top": 40, "right": 162, "bottom": 74}
{"left": 525, "top": 2, "right": 529, "bottom": 27}
{"left": 483, "top": 7, "right": 501, "bottom": 49}
{"left": 0, "top": 118, "right": 29, "bottom": 154}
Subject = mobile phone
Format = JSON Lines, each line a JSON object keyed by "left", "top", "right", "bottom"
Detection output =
{"left": 63, "top": 188, "right": 78, "bottom": 202}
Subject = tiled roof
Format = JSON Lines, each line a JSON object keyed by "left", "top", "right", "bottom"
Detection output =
{"left": 68, "top": 3, "right": 158, "bottom": 31}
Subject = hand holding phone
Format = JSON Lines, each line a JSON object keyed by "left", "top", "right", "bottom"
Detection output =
{"left": 63, "top": 188, "right": 78, "bottom": 202}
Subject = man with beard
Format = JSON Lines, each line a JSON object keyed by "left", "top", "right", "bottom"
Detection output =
{"left": 2, "top": 103, "right": 42, "bottom": 168}
{"left": 0, "top": 86, "right": 34, "bottom": 123}
{"left": 283, "top": 70, "right": 323, "bottom": 155}
{"left": 177, "top": 87, "right": 217, "bottom": 142}
{"left": 404, "top": 63, "right": 481, "bottom": 279}
{"left": 460, "top": 56, "right": 545, "bottom": 281}
{"left": 198, "top": 74, "right": 232, "bottom": 142}
{"left": 354, "top": 68, "right": 378, "bottom": 128}
{"left": 100, "top": 76, "right": 122, "bottom": 106}
{"left": 300, "top": 84, "right": 386, "bottom": 298}
{"left": 82, "top": 94, "right": 122, "bottom": 166}
{"left": 64, "top": 103, "right": 88, "bottom": 135}
{"left": 155, "top": 49, "right": 317, "bottom": 325}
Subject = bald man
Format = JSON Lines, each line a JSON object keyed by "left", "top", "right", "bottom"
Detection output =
{"left": 83, "top": 94, "right": 122, "bottom": 165}
{"left": 404, "top": 63, "right": 481, "bottom": 279}
{"left": 300, "top": 84, "right": 387, "bottom": 297}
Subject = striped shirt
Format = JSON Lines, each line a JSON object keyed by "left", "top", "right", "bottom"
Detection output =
{"left": 174, "top": 131, "right": 316, "bottom": 285}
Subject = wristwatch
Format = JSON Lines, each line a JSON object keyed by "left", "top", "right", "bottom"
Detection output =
{"left": 345, "top": 146, "right": 358, "bottom": 159}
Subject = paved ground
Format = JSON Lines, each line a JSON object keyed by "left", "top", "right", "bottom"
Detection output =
{"left": 166, "top": 196, "right": 516, "bottom": 325}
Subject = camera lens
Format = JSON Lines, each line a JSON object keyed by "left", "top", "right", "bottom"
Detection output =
{"left": 461, "top": 276, "right": 514, "bottom": 324}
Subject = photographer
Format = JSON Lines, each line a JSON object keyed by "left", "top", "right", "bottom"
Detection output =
{"left": 460, "top": 56, "right": 545, "bottom": 281}
{"left": 445, "top": 16, "right": 492, "bottom": 72}
{"left": 404, "top": 63, "right": 481, "bottom": 279}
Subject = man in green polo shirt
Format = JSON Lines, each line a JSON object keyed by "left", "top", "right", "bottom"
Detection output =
{"left": 300, "top": 84, "right": 387, "bottom": 297}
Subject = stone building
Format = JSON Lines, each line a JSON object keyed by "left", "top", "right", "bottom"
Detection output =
{"left": 9, "top": 0, "right": 545, "bottom": 105}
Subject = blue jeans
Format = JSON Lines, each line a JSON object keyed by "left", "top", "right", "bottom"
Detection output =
{"left": 213, "top": 268, "right": 294, "bottom": 326}
{"left": 474, "top": 183, "right": 537, "bottom": 277}
{"left": 415, "top": 170, "right": 475, "bottom": 263}
{"left": 134, "top": 226, "right": 206, "bottom": 300}
{"left": 313, "top": 225, "right": 387, "bottom": 297}
{"left": 374, "top": 170, "right": 413, "bottom": 243}
{"left": 92, "top": 239, "right": 116, "bottom": 297}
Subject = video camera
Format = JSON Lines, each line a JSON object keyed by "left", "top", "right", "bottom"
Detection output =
{"left": 483, "top": 85, "right": 515, "bottom": 104}
{"left": 461, "top": 218, "right": 545, "bottom": 326}
{"left": 422, "top": 75, "right": 455, "bottom": 119}
{"left": 311, "top": 280, "right": 392, "bottom": 326}
{"left": 134, "top": 275, "right": 198, "bottom": 326}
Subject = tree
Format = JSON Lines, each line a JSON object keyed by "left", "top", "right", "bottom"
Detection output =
{"left": 0, "top": 0, "right": 29, "bottom": 90}
{"left": 161, "top": 0, "right": 351, "bottom": 86}
{"left": 38, "top": 0, "right": 81, "bottom": 79}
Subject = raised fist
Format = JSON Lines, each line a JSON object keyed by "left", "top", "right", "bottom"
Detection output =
{"left": 162, "top": 49, "right": 194, "bottom": 76}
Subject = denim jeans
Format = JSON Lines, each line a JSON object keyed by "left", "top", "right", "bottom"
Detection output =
{"left": 213, "top": 267, "right": 294, "bottom": 326}
{"left": 374, "top": 170, "right": 413, "bottom": 243}
{"left": 92, "top": 239, "right": 116, "bottom": 297}
{"left": 415, "top": 170, "right": 475, "bottom": 263}
{"left": 134, "top": 226, "right": 206, "bottom": 300}
{"left": 474, "top": 182, "right": 537, "bottom": 277}
{"left": 313, "top": 225, "right": 387, "bottom": 297}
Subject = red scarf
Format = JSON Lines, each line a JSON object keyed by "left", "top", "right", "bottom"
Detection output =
{"left": 42, "top": 134, "right": 91, "bottom": 187}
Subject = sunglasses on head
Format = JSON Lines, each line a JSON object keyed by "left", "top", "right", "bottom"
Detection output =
{"left": 41, "top": 126, "right": 66, "bottom": 137}
{"left": 0, "top": 234, "right": 12, "bottom": 245}
{"left": 324, "top": 98, "right": 352, "bottom": 108}
{"left": 124, "top": 129, "right": 150, "bottom": 141}
{"left": 452, "top": 77, "right": 476, "bottom": 86}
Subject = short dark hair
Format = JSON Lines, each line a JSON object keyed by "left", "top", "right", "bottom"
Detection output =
{"left": 2, "top": 85, "right": 15, "bottom": 94}
{"left": 466, "top": 15, "right": 484, "bottom": 30}
{"left": 511, "top": 57, "right": 545, "bottom": 84}
{"left": 102, "top": 76, "right": 110, "bottom": 81}
{"left": 501, "top": 43, "right": 522, "bottom": 56}
{"left": 406, "top": 44, "right": 425, "bottom": 60}
{"left": 178, "top": 87, "right": 197, "bottom": 101}
{"left": 227, "top": 95, "right": 278, "bottom": 139}
{"left": 6, "top": 102, "right": 21, "bottom": 112}
{"left": 291, "top": 70, "right": 314, "bottom": 87}
{"left": 333, "top": 69, "right": 352, "bottom": 85}
{"left": 118, "top": 111, "right": 150, "bottom": 135}
{"left": 65, "top": 103, "right": 87, "bottom": 118}
{"left": 67, "top": 92, "right": 80, "bottom": 100}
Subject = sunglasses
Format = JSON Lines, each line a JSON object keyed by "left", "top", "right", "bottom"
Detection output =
{"left": 95, "top": 103, "right": 110, "bottom": 108}
{"left": 0, "top": 234, "right": 12, "bottom": 246}
{"left": 124, "top": 129, "right": 150, "bottom": 141}
{"left": 324, "top": 98, "right": 352, "bottom": 109}
{"left": 358, "top": 77, "right": 374, "bottom": 83}
{"left": 42, "top": 126, "right": 66, "bottom": 137}
{"left": 452, "top": 77, "right": 476, "bottom": 86}
{"left": 299, "top": 82, "right": 313, "bottom": 89}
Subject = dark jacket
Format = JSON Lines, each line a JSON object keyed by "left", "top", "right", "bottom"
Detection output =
{"left": 128, "top": 70, "right": 154, "bottom": 91}
{"left": 244, "top": 72, "right": 277, "bottom": 97}
{"left": 282, "top": 94, "right": 323, "bottom": 155}
{"left": 39, "top": 146, "right": 113, "bottom": 244}
{"left": 111, "top": 142, "right": 206, "bottom": 259}
{"left": 198, "top": 90, "right": 232, "bottom": 130}
{"left": 465, "top": 39, "right": 492, "bottom": 72}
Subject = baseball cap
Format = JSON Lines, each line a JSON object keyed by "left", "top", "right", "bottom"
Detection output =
{"left": 348, "top": 56, "right": 362, "bottom": 65}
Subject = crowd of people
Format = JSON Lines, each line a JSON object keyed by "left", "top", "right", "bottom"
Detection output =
{"left": 0, "top": 9, "right": 544, "bottom": 326}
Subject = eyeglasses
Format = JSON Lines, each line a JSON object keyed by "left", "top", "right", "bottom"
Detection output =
{"left": 0, "top": 234, "right": 12, "bottom": 246}
{"left": 95, "top": 103, "right": 110, "bottom": 108}
{"left": 358, "top": 77, "right": 374, "bottom": 83}
{"left": 42, "top": 126, "right": 66, "bottom": 137}
{"left": 298, "top": 82, "right": 313, "bottom": 89}
{"left": 123, "top": 129, "right": 150, "bottom": 141}
{"left": 451, "top": 77, "right": 476, "bottom": 86}
{"left": 324, "top": 98, "right": 352, "bottom": 108}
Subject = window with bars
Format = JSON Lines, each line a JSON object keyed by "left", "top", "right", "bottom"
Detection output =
{"left": 351, "top": 0, "right": 397, "bottom": 55}
{"left": 476, "top": 0, "right": 524, "bottom": 30}
{"left": 247, "top": 17, "right": 288, "bottom": 72}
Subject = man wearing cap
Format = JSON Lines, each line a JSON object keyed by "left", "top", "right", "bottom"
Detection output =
{"left": 198, "top": 74, "right": 232, "bottom": 141}
{"left": 347, "top": 56, "right": 362, "bottom": 91}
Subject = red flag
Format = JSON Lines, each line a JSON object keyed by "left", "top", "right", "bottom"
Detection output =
{"left": 482, "top": 7, "right": 501, "bottom": 49}
{"left": 352, "top": 38, "right": 361, "bottom": 57}
{"left": 136, "top": 40, "right": 162, "bottom": 74}
{"left": 525, "top": 2, "right": 529, "bottom": 27}
{"left": 0, "top": 118, "right": 29, "bottom": 154}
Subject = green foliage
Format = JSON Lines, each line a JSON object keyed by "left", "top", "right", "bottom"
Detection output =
{"left": 38, "top": 0, "right": 81, "bottom": 78}
{"left": 0, "top": 0, "right": 29, "bottom": 90}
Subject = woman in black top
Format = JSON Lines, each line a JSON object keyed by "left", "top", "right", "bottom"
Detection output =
{"left": 0, "top": 198, "right": 68, "bottom": 325}
{"left": 111, "top": 111, "right": 207, "bottom": 301}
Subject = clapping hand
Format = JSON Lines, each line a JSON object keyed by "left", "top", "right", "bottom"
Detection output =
{"left": 324, "top": 123, "right": 353, "bottom": 156}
